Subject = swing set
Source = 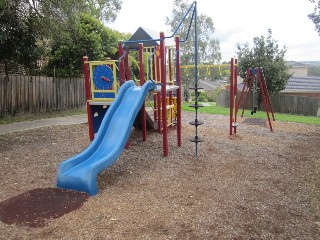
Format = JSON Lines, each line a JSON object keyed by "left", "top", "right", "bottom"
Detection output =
{"left": 229, "top": 58, "right": 275, "bottom": 136}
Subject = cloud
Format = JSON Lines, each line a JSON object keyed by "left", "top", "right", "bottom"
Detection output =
{"left": 110, "top": 0, "right": 320, "bottom": 61}
{"left": 215, "top": 26, "right": 245, "bottom": 42}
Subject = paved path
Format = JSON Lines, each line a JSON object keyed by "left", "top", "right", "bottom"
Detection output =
{"left": 0, "top": 114, "right": 87, "bottom": 135}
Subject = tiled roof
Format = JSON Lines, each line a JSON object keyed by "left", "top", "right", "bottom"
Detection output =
{"left": 282, "top": 76, "right": 320, "bottom": 92}
{"left": 199, "top": 79, "right": 216, "bottom": 90}
{"left": 197, "top": 79, "right": 226, "bottom": 91}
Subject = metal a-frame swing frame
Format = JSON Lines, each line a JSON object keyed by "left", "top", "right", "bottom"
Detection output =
{"left": 230, "top": 63, "right": 276, "bottom": 136}
{"left": 236, "top": 67, "right": 275, "bottom": 132}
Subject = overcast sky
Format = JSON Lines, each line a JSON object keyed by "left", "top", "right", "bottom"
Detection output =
{"left": 109, "top": 0, "right": 320, "bottom": 62}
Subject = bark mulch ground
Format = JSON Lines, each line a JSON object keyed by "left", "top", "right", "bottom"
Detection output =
{"left": 0, "top": 112, "right": 319, "bottom": 239}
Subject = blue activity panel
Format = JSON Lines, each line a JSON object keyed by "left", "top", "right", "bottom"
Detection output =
{"left": 93, "top": 65, "right": 115, "bottom": 99}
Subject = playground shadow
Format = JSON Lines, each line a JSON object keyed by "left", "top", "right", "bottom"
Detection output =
{"left": 0, "top": 187, "right": 89, "bottom": 228}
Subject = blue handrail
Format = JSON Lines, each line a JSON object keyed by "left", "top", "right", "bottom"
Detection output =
{"left": 166, "top": 1, "right": 196, "bottom": 39}
{"left": 118, "top": 1, "right": 197, "bottom": 46}
{"left": 117, "top": 47, "right": 128, "bottom": 83}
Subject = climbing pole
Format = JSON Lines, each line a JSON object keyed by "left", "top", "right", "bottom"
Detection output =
{"left": 186, "top": 1, "right": 203, "bottom": 155}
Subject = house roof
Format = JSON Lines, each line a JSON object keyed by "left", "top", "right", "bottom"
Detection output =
{"left": 285, "top": 61, "right": 307, "bottom": 67}
{"left": 197, "top": 79, "right": 228, "bottom": 91}
{"left": 198, "top": 80, "right": 216, "bottom": 91}
{"left": 236, "top": 76, "right": 320, "bottom": 93}
{"left": 281, "top": 76, "right": 320, "bottom": 93}
{"left": 124, "top": 27, "right": 175, "bottom": 49}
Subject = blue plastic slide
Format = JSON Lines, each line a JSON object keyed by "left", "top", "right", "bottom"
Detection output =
{"left": 57, "top": 80, "right": 156, "bottom": 196}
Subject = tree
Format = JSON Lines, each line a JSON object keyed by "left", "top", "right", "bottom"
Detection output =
{"left": 25, "top": 0, "right": 122, "bottom": 39}
{"left": 165, "top": 0, "right": 221, "bottom": 65}
{"left": 236, "top": 29, "right": 291, "bottom": 106}
{"left": 165, "top": 0, "right": 221, "bottom": 100}
{"left": 0, "top": 0, "right": 122, "bottom": 71}
{"left": 0, "top": 1, "right": 43, "bottom": 70}
{"left": 45, "top": 14, "right": 122, "bottom": 77}
{"left": 308, "top": 64, "right": 320, "bottom": 76}
{"left": 309, "top": 0, "right": 320, "bottom": 35}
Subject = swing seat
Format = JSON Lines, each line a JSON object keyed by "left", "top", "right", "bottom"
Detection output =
{"left": 251, "top": 106, "right": 258, "bottom": 115}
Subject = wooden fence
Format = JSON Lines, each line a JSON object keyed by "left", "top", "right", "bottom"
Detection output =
{"left": 216, "top": 90, "right": 320, "bottom": 117}
{"left": 0, "top": 74, "right": 86, "bottom": 116}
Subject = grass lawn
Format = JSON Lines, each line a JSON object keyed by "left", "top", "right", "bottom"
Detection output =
{"left": 182, "top": 102, "right": 320, "bottom": 125}
{"left": 1, "top": 102, "right": 319, "bottom": 126}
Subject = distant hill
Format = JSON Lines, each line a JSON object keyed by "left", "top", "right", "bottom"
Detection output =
{"left": 298, "top": 61, "right": 320, "bottom": 66}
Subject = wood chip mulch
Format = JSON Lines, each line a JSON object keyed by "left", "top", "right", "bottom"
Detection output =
{"left": 0, "top": 112, "right": 319, "bottom": 239}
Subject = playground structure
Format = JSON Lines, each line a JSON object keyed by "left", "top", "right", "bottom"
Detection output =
{"left": 58, "top": 36, "right": 182, "bottom": 196}
{"left": 57, "top": 1, "right": 202, "bottom": 195}
{"left": 82, "top": 1, "right": 202, "bottom": 155}
{"left": 229, "top": 58, "right": 275, "bottom": 136}
{"left": 82, "top": 34, "right": 182, "bottom": 157}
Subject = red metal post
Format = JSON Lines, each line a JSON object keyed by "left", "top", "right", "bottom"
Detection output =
{"left": 175, "top": 36, "right": 182, "bottom": 147}
{"left": 234, "top": 59, "right": 238, "bottom": 134}
{"left": 125, "top": 46, "right": 131, "bottom": 80}
{"left": 260, "top": 69, "right": 275, "bottom": 121}
{"left": 168, "top": 48, "right": 173, "bottom": 105}
{"left": 241, "top": 72, "right": 254, "bottom": 118}
{"left": 152, "top": 51, "right": 156, "bottom": 81}
{"left": 257, "top": 69, "right": 273, "bottom": 131}
{"left": 83, "top": 56, "right": 94, "bottom": 141}
{"left": 118, "top": 43, "right": 125, "bottom": 85}
{"left": 139, "top": 43, "right": 147, "bottom": 141}
{"left": 236, "top": 69, "right": 250, "bottom": 113}
{"left": 139, "top": 43, "right": 145, "bottom": 86}
{"left": 160, "top": 32, "right": 168, "bottom": 156}
{"left": 229, "top": 58, "right": 234, "bottom": 136}
{"left": 119, "top": 43, "right": 130, "bottom": 148}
